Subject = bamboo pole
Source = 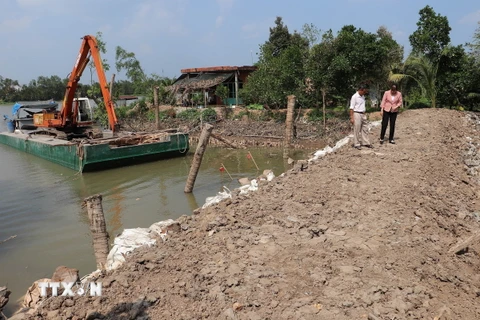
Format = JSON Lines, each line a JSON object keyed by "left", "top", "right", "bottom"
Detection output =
{"left": 248, "top": 151, "right": 259, "bottom": 170}
{"left": 184, "top": 123, "right": 214, "bottom": 193}
{"left": 221, "top": 163, "right": 234, "bottom": 180}
{"left": 284, "top": 95, "right": 296, "bottom": 159}
{"left": 154, "top": 86, "right": 160, "bottom": 130}
{"left": 84, "top": 194, "right": 109, "bottom": 270}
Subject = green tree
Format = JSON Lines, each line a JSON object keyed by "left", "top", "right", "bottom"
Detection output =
{"left": 115, "top": 46, "right": 146, "bottom": 94}
{"left": 409, "top": 5, "right": 451, "bottom": 63}
{"left": 467, "top": 21, "right": 480, "bottom": 62}
{"left": 0, "top": 76, "right": 20, "bottom": 102}
{"left": 88, "top": 31, "right": 110, "bottom": 85}
{"left": 215, "top": 84, "right": 229, "bottom": 104}
{"left": 389, "top": 53, "right": 440, "bottom": 108}
{"left": 241, "top": 17, "right": 309, "bottom": 108}
{"left": 268, "top": 16, "right": 292, "bottom": 57}
{"left": 307, "top": 30, "right": 336, "bottom": 126}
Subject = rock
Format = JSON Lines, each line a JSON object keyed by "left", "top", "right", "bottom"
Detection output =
{"left": 238, "top": 177, "right": 251, "bottom": 186}
{"left": 64, "top": 299, "right": 74, "bottom": 307}
{"left": 51, "top": 266, "right": 80, "bottom": 283}
{"left": 46, "top": 310, "right": 60, "bottom": 318}
{"left": 0, "top": 286, "right": 11, "bottom": 310}
{"left": 287, "top": 157, "right": 295, "bottom": 165}
{"left": 149, "top": 219, "right": 181, "bottom": 239}
{"left": 233, "top": 302, "right": 243, "bottom": 311}
{"left": 116, "top": 276, "right": 130, "bottom": 288}
{"left": 342, "top": 301, "right": 354, "bottom": 308}
{"left": 49, "top": 298, "right": 63, "bottom": 310}
{"left": 293, "top": 160, "right": 308, "bottom": 172}
{"left": 22, "top": 278, "right": 51, "bottom": 309}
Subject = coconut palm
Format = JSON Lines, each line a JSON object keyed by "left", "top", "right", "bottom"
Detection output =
{"left": 389, "top": 53, "right": 439, "bottom": 108}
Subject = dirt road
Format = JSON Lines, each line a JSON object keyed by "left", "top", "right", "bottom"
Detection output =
{"left": 20, "top": 108, "right": 480, "bottom": 319}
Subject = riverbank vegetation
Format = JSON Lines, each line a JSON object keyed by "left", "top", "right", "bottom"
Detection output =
{"left": 1, "top": 5, "right": 480, "bottom": 120}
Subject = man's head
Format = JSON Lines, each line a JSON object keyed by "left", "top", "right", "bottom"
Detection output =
{"left": 391, "top": 84, "right": 398, "bottom": 93}
{"left": 358, "top": 84, "right": 368, "bottom": 96}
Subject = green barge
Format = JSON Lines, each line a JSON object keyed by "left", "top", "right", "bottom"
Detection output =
{"left": 0, "top": 130, "right": 189, "bottom": 173}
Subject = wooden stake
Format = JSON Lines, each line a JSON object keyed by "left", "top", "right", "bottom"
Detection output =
{"left": 221, "top": 163, "right": 233, "bottom": 180}
{"left": 0, "top": 235, "right": 16, "bottom": 244}
{"left": 84, "top": 194, "right": 109, "bottom": 270}
{"left": 184, "top": 123, "right": 214, "bottom": 193}
{"left": 211, "top": 133, "right": 240, "bottom": 149}
{"left": 284, "top": 95, "right": 296, "bottom": 159}
{"left": 154, "top": 86, "right": 160, "bottom": 130}
{"left": 248, "top": 151, "right": 260, "bottom": 170}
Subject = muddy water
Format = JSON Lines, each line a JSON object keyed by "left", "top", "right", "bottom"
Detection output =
{"left": 0, "top": 104, "right": 315, "bottom": 316}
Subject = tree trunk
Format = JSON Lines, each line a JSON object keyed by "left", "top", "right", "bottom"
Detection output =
{"left": 154, "top": 86, "right": 159, "bottom": 130}
{"left": 284, "top": 95, "right": 295, "bottom": 159}
{"left": 321, "top": 88, "right": 327, "bottom": 129}
{"left": 109, "top": 74, "right": 115, "bottom": 100}
{"left": 184, "top": 123, "right": 214, "bottom": 193}
{"left": 85, "top": 195, "right": 109, "bottom": 270}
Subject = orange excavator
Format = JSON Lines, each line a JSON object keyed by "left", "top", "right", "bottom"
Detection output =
{"left": 33, "top": 35, "right": 119, "bottom": 137}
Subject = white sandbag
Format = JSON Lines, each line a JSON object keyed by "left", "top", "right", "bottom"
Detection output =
{"left": 202, "top": 186, "right": 232, "bottom": 209}
{"left": 106, "top": 228, "right": 156, "bottom": 270}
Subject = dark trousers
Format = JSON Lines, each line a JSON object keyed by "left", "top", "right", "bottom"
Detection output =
{"left": 380, "top": 111, "right": 398, "bottom": 141}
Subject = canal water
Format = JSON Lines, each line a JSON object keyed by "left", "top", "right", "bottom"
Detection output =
{"left": 0, "top": 104, "right": 314, "bottom": 316}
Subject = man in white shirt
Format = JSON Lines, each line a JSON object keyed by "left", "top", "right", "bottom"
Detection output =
{"left": 349, "top": 84, "right": 372, "bottom": 150}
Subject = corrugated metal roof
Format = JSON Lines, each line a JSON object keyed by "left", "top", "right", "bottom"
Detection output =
{"left": 180, "top": 66, "right": 257, "bottom": 73}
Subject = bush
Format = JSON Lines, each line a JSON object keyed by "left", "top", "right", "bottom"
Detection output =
{"left": 177, "top": 108, "right": 200, "bottom": 120}
{"left": 233, "top": 110, "right": 249, "bottom": 120}
{"left": 246, "top": 104, "right": 264, "bottom": 110}
{"left": 201, "top": 108, "right": 217, "bottom": 122}
{"left": 115, "top": 106, "right": 131, "bottom": 119}
{"left": 307, "top": 108, "right": 334, "bottom": 122}
{"left": 145, "top": 110, "right": 173, "bottom": 122}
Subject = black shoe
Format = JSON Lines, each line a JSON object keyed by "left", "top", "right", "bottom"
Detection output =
{"left": 389, "top": 140, "right": 395, "bottom": 144}
{"left": 379, "top": 139, "right": 384, "bottom": 145}
{"left": 362, "top": 144, "right": 373, "bottom": 149}
{"left": 354, "top": 145, "right": 361, "bottom": 150}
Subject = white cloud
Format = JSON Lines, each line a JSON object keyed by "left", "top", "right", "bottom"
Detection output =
{"left": 215, "top": 0, "right": 234, "bottom": 28}
{"left": 459, "top": 10, "right": 480, "bottom": 25}
{"left": 121, "top": 0, "right": 188, "bottom": 38}
{"left": 216, "top": 16, "right": 224, "bottom": 28}
{"left": 241, "top": 19, "right": 271, "bottom": 40}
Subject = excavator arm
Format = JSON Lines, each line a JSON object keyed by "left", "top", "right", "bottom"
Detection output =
{"left": 34, "top": 35, "right": 118, "bottom": 133}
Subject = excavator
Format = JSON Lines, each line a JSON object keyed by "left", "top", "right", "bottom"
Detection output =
{"left": 33, "top": 35, "right": 119, "bottom": 138}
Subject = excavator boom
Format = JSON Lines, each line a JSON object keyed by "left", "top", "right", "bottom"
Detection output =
{"left": 34, "top": 35, "right": 118, "bottom": 133}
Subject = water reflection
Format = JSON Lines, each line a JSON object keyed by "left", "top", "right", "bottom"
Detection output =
{"left": 0, "top": 104, "right": 316, "bottom": 317}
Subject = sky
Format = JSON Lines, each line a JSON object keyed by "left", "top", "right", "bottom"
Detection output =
{"left": 1, "top": 0, "right": 479, "bottom": 85}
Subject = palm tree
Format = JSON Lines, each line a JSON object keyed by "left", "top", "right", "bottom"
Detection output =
{"left": 389, "top": 53, "right": 439, "bottom": 108}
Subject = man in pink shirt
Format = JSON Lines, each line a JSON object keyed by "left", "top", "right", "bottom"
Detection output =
{"left": 380, "top": 84, "right": 403, "bottom": 144}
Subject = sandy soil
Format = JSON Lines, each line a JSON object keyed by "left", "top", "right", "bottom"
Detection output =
{"left": 15, "top": 108, "right": 480, "bottom": 320}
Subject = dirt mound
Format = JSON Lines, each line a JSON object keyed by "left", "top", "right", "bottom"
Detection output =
{"left": 22, "top": 109, "right": 480, "bottom": 320}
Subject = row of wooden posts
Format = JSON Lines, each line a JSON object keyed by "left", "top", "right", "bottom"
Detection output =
{"left": 84, "top": 95, "right": 297, "bottom": 270}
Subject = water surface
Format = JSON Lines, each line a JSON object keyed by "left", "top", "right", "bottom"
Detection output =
{"left": 0, "top": 103, "right": 314, "bottom": 316}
